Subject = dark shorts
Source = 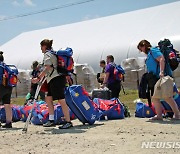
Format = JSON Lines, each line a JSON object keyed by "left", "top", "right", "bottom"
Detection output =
{"left": 107, "top": 80, "right": 121, "bottom": 98}
{"left": 0, "top": 85, "right": 13, "bottom": 104}
{"left": 47, "top": 76, "right": 66, "bottom": 100}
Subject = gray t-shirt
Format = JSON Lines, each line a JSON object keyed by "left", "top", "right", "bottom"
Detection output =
{"left": 43, "top": 51, "right": 59, "bottom": 83}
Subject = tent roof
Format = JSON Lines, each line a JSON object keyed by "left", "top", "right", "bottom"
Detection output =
{"left": 1, "top": 1, "right": 180, "bottom": 71}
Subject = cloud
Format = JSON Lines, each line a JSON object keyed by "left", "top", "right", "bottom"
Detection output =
{"left": 23, "top": 0, "right": 36, "bottom": 6}
{"left": 0, "top": 15, "right": 6, "bottom": 20}
{"left": 82, "top": 15, "right": 100, "bottom": 21}
{"left": 12, "top": 1, "right": 21, "bottom": 7}
{"left": 12, "top": 0, "right": 36, "bottom": 7}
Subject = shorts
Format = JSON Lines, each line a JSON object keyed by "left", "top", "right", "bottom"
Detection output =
{"left": 107, "top": 80, "right": 121, "bottom": 98}
{"left": 0, "top": 85, "right": 13, "bottom": 104}
{"left": 47, "top": 75, "right": 66, "bottom": 100}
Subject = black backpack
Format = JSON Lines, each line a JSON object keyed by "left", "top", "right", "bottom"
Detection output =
{"left": 158, "top": 39, "right": 179, "bottom": 71}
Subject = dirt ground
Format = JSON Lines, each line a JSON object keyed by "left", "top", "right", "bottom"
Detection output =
{"left": 0, "top": 117, "right": 180, "bottom": 154}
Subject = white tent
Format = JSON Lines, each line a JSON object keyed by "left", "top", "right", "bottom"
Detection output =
{"left": 1, "top": 1, "right": 180, "bottom": 72}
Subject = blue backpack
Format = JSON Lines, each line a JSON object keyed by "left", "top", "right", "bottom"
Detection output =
{"left": 0, "top": 62, "right": 18, "bottom": 87}
{"left": 49, "top": 47, "right": 74, "bottom": 75}
{"left": 110, "top": 63, "right": 125, "bottom": 81}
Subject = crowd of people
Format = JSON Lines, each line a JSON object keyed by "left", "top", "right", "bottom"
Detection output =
{"left": 0, "top": 39, "right": 180, "bottom": 129}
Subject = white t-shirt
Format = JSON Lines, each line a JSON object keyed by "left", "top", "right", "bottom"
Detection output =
{"left": 43, "top": 51, "right": 59, "bottom": 83}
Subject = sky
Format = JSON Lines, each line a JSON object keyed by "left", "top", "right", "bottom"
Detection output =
{"left": 0, "top": 0, "right": 179, "bottom": 46}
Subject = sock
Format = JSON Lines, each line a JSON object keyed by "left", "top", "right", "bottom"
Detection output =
{"left": 49, "top": 115, "right": 54, "bottom": 121}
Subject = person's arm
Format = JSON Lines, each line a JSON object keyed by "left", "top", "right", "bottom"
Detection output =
{"left": 31, "top": 65, "right": 51, "bottom": 83}
{"left": 102, "top": 72, "right": 109, "bottom": 86}
{"left": 156, "top": 55, "right": 165, "bottom": 77}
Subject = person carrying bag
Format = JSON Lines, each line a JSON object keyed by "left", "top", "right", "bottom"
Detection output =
{"left": 137, "top": 40, "right": 180, "bottom": 120}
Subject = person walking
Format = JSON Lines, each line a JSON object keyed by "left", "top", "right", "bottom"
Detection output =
{"left": 102, "top": 55, "right": 121, "bottom": 98}
{"left": 137, "top": 40, "right": 180, "bottom": 120}
{"left": 32, "top": 39, "right": 73, "bottom": 129}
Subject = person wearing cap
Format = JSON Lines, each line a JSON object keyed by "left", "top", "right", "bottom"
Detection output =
{"left": 0, "top": 51, "right": 13, "bottom": 128}
{"left": 30, "top": 61, "right": 45, "bottom": 101}
{"left": 32, "top": 39, "right": 73, "bottom": 129}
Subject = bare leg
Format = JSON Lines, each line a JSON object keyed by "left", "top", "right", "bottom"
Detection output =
{"left": 164, "top": 97, "right": 180, "bottom": 119}
{"left": 4, "top": 104, "right": 12, "bottom": 123}
{"left": 151, "top": 98, "right": 163, "bottom": 120}
{"left": 58, "top": 99, "right": 70, "bottom": 122}
{"left": 46, "top": 96, "right": 54, "bottom": 115}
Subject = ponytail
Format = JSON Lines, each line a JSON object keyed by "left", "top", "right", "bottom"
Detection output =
{"left": 0, "top": 51, "right": 4, "bottom": 62}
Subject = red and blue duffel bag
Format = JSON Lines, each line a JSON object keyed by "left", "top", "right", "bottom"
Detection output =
{"left": 161, "top": 84, "right": 180, "bottom": 114}
{"left": 54, "top": 104, "right": 76, "bottom": 125}
{"left": 20, "top": 104, "right": 34, "bottom": 122}
{"left": 31, "top": 103, "right": 49, "bottom": 125}
{"left": 65, "top": 85, "right": 102, "bottom": 125}
{"left": 0, "top": 105, "right": 22, "bottom": 122}
{"left": 31, "top": 103, "right": 76, "bottom": 125}
{"left": 20, "top": 101, "right": 46, "bottom": 122}
{"left": 12, "top": 105, "right": 22, "bottom": 122}
{"left": 135, "top": 101, "right": 156, "bottom": 118}
{"left": 93, "top": 98, "right": 125, "bottom": 120}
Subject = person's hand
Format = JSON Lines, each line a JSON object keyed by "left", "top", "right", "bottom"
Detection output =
{"left": 100, "top": 83, "right": 107, "bottom": 89}
{"left": 31, "top": 78, "right": 39, "bottom": 84}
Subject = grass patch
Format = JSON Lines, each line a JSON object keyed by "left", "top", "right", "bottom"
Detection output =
{"left": 119, "top": 89, "right": 139, "bottom": 112}
{"left": 11, "top": 97, "right": 26, "bottom": 106}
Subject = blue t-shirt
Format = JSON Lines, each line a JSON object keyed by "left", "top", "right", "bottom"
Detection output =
{"left": 146, "top": 47, "right": 172, "bottom": 77}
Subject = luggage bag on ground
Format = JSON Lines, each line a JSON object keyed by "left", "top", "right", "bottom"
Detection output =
{"left": 92, "top": 88, "right": 112, "bottom": 100}
{"left": 65, "top": 85, "right": 102, "bottom": 125}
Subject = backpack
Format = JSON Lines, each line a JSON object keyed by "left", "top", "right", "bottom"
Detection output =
{"left": 49, "top": 47, "right": 74, "bottom": 75}
{"left": 0, "top": 62, "right": 18, "bottom": 87}
{"left": 158, "top": 39, "right": 179, "bottom": 71}
{"left": 110, "top": 63, "right": 125, "bottom": 81}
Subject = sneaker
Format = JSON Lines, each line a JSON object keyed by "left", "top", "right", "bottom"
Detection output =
{"left": 59, "top": 122, "right": 73, "bottom": 129}
{"left": 43, "top": 120, "right": 55, "bottom": 127}
{"left": 2, "top": 123, "right": 12, "bottom": 128}
{"left": 57, "top": 120, "right": 67, "bottom": 125}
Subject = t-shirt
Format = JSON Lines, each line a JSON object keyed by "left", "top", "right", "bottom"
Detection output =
{"left": 43, "top": 51, "right": 59, "bottom": 83}
{"left": 146, "top": 47, "right": 172, "bottom": 77}
{"left": 105, "top": 63, "right": 115, "bottom": 84}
